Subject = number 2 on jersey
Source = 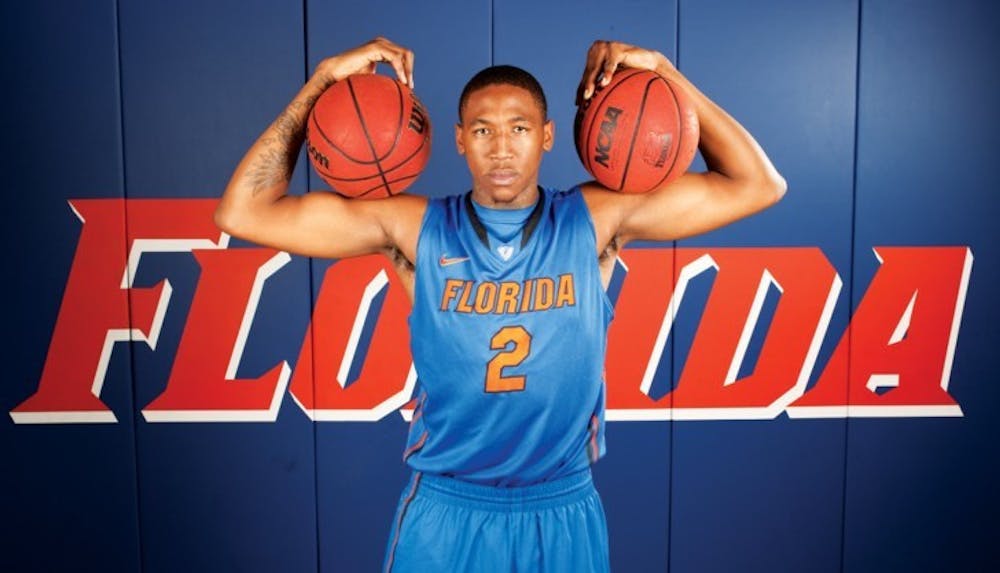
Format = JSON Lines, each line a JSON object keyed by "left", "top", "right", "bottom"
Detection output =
{"left": 485, "top": 326, "right": 532, "bottom": 392}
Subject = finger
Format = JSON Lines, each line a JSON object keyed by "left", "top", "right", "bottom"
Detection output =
{"left": 365, "top": 38, "right": 410, "bottom": 85}
{"left": 599, "top": 58, "right": 616, "bottom": 86}
{"left": 403, "top": 49, "right": 415, "bottom": 89}
{"left": 382, "top": 47, "right": 409, "bottom": 86}
{"left": 579, "top": 43, "right": 608, "bottom": 102}
{"left": 575, "top": 43, "right": 598, "bottom": 103}
{"left": 586, "top": 44, "right": 609, "bottom": 98}
{"left": 600, "top": 46, "right": 628, "bottom": 87}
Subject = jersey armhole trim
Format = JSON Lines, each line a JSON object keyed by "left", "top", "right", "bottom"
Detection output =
{"left": 572, "top": 187, "right": 616, "bottom": 321}
{"left": 410, "top": 197, "right": 442, "bottom": 319}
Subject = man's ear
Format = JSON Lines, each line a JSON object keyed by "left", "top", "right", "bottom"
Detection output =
{"left": 455, "top": 123, "right": 466, "bottom": 155}
{"left": 543, "top": 119, "right": 554, "bottom": 151}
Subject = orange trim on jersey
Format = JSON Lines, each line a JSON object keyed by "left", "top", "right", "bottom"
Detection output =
{"left": 384, "top": 472, "right": 422, "bottom": 573}
{"left": 409, "top": 407, "right": 423, "bottom": 425}
{"left": 588, "top": 415, "right": 600, "bottom": 463}
{"left": 402, "top": 431, "right": 428, "bottom": 462}
{"left": 408, "top": 394, "right": 426, "bottom": 426}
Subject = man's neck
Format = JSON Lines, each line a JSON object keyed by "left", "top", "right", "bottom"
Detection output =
{"left": 470, "top": 184, "right": 540, "bottom": 210}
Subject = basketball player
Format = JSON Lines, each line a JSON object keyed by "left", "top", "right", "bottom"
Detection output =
{"left": 216, "top": 37, "right": 784, "bottom": 572}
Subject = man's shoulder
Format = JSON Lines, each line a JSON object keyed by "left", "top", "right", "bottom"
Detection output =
{"left": 542, "top": 184, "right": 586, "bottom": 205}
{"left": 413, "top": 192, "right": 464, "bottom": 232}
{"left": 575, "top": 181, "right": 627, "bottom": 215}
{"left": 422, "top": 190, "right": 466, "bottom": 206}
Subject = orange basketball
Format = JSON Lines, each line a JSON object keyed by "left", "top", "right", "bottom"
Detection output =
{"left": 306, "top": 74, "right": 431, "bottom": 199}
{"left": 574, "top": 68, "right": 699, "bottom": 193}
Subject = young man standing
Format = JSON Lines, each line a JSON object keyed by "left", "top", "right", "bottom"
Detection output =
{"left": 216, "top": 37, "right": 784, "bottom": 572}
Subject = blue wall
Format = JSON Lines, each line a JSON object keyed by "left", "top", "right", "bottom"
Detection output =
{"left": 3, "top": 0, "right": 998, "bottom": 571}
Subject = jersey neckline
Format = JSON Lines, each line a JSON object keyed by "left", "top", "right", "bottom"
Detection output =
{"left": 463, "top": 188, "right": 546, "bottom": 251}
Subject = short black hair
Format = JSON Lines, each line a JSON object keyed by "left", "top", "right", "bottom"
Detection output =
{"left": 458, "top": 65, "right": 547, "bottom": 122}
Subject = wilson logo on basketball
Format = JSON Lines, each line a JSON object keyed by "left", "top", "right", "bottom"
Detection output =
{"left": 407, "top": 98, "right": 427, "bottom": 135}
{"left": 594, "top": 106, "right": 623, "bottom": 168}
{"left": 305, "top": 134, "right": 330, "bottom": 170}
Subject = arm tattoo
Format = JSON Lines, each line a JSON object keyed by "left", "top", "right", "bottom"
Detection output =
{"left": 247, "top": 139, "right": 291, "bottom": 196}
{"left": 248, "top": 94, "right": 319, "bottom": 197}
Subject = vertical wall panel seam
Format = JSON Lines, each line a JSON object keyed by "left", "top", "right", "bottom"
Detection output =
{"left": 667, "top": 1, "right": 680, "bottom": 571}
{"left": 301, "top": 2, "right": 322, "bottom": 572}
{"left": 113, "top": 0, "right": 145, "bottom": 570}
{"left": 841, "top": 1, "right": 863, "bottom": 571}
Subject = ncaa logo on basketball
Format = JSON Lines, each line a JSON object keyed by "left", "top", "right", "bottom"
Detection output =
{"left": 594, "top": 106, "right": 623, "bottom": 168}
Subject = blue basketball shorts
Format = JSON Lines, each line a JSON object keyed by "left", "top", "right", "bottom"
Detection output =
{"left": 382, "top": 469, "right": 610, "bottom": 572}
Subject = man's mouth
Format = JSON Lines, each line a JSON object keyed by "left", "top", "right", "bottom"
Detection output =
{"left": 487, "top": 169, "right": 518, "bottom": 186}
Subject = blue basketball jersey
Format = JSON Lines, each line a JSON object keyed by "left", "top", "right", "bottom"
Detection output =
{"left": 404, "top": 186, "right": 613, "bottom": 486}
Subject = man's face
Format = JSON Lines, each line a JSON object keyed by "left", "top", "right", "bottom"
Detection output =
{"left": 455, "top": 83, "right": 554, "bottom": 208}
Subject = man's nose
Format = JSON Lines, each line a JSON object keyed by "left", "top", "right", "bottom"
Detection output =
{"left": 490, "top": 132, "right": 513, "bottom": 159}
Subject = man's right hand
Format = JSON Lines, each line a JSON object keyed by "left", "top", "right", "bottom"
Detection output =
{"left": 216, "top": 35, "right": 426, "bottom": 278}
{"left": 311, "top": 37, "right": 415, "bottom": 91}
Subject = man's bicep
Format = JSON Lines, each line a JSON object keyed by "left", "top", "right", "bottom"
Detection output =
{"left": 233, "top": 191, "right": 395, "bottom": 259}
{"left": 618, "top": 171, "right": 777, "bottom": 243}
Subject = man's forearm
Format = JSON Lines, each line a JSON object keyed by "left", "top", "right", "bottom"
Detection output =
{"left": 236, "top": 78, "right": 326, "bottom": 197}
{"left": 216, "top": 77, "right": 329, "bottom": 233}
{"left": 658, "top": 63, "right": 783, "bottom": 192}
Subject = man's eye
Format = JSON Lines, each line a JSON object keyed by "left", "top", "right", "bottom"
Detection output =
{"left": 474, "top": 128, "right": 489, "bottom": 136}
{"left": 513, "top": 126, "right": 528, "bottom": 133}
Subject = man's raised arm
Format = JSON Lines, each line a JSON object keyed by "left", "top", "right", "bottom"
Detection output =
{"left": 215, "top": 37, "right": 425, "bottom": 261}
{"left": 577, "top": 41, "right": 787, "bottom": 250}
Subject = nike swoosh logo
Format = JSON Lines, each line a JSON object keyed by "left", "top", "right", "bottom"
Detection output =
{"left": 439, "top": 255, "right": 470, "bottom": 267}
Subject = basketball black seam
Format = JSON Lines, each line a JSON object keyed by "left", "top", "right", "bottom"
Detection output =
{"left": 650, "top": 77, "right": 685, "bottom": 191}
{"left": 309, "top": 109, "right": 374, "bottom": 164}
{"left": 357, "top": 173, "right": 421, "bottom": 197}
{"left": 311, "top": 127, "right": 423, "bottom": 166}
{"left": 372, "top": 131, "right": 428, "bottom": 174}
{"left": 347, "top": 77, "right": 391, "bottom": 192}
{"left": 583, "top": 68, "right": 643, "bottom": 181}
{"left": 375, "top": 79, "right": 405, "bottom": 162}
{"left": 618, "top": 76, "right": 656, "bottom": 191}
{"left": 314, "top": 135, "right": 428, "bottom": 182}
{"left": 583, "top": 100, "right": 596, "bottom": 173}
